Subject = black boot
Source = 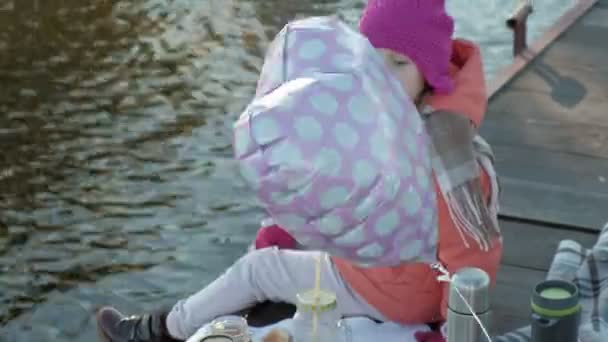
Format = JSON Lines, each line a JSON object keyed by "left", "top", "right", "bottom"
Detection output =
{"left": 96, "top": 306, "right": 183, "bottom": 342}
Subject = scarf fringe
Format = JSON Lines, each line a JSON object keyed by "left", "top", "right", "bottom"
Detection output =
{"left": 445, "top": 185, "right": 488, "bottom": 250}
{"left": 443, "top": 156, "right": 501, "bottom": 251}
{"left": 478, "top": 150, "right": 501, "bottom": 236}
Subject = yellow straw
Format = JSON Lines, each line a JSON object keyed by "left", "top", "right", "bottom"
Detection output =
{"left": 314, "top": 254, "right": 321, "bottom": 294}
{"left": 312, "top": 254, "right": 322, "bottom": 341}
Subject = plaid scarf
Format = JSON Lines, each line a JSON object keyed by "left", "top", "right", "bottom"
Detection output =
{"left": 496, "top": 224, "right": 608, "bottom": 342}
{"left": 424, "top": 108, "right": 501, "bottom": 251}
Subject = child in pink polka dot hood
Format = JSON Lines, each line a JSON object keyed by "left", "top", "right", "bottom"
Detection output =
{"left": 253, "top": 0, "right": 503, "bottom": 328}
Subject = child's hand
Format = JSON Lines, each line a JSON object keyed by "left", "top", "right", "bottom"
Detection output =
{"left": 255, "top": 225, "right": 297, "bottom": 250}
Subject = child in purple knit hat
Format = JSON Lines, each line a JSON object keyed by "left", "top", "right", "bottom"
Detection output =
{"left": 254, "top": 0, "right": 502, "bottom": 335}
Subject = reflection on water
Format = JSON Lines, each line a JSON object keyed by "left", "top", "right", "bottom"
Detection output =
{"left": 0, "top": 0, "right": 576, "bottom": 328}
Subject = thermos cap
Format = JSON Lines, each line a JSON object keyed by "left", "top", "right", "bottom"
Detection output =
{"left": 531, "top": 280, "right": 580, "bottom": 317}
{"left": 200, "top": 335, "right": 234, "bottom": 341}
{"left": 449, "top": 267, "right": 491, "bottom": 314}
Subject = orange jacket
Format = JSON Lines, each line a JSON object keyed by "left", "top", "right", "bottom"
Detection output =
{"left": 332, "top": 39, "right": 503, "bottom": 324}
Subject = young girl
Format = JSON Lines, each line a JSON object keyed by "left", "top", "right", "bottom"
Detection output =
{"left": 96, "top": 1, "right": 502, "bottom": 341}
{"left": 258, "top": 0, "right": 503, "bottom": 325}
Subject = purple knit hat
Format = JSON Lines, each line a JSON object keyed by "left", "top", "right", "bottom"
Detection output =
{"left": 359, "top": 0, "right": 455, "bottom": 94}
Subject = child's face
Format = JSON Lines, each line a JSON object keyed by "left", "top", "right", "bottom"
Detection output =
{"left": 377, "top": 49, "right": 426, "bottom": 103}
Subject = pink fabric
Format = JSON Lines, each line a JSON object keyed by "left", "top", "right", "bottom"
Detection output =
{"left": 414, "top": 331, "right": 446, "bottom": 342}
{"left": 254, "top": 225, "right": 297, "bottom": 250}
{"left": 359, "top": 0, "right": 454, "bottom": 94}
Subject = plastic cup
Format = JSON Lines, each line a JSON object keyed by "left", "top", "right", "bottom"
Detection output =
{"left": 209, "top": 316, "right": 250, "bottom": 342}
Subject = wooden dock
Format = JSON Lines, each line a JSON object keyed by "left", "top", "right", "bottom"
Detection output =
{"left": 483, "top": 0, "right": 608, "bottom": 334}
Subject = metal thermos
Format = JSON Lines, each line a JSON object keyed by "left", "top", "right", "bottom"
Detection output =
{"left": 447, "top": 267, "right": 492, "bottom": 342}
{"left": 530, "top": 280, "right": 581, "bottom": 342}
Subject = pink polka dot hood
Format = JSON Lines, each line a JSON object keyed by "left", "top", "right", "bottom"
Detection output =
{"left": 233, "top": 16, "right": 438, "bottom": 267}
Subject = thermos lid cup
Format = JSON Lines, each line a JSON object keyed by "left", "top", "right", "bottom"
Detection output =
{"left": 531, "top": 280, "right": 580, "bottom": 318}
{"left": 199, "top": 335, "right": 234, "bottom": 341}
{"left": 449, "top": 267, "right": 491, "bottom": 314}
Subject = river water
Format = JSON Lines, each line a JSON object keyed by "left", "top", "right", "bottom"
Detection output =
{"left": 0, "top": 0, "right": 576, "bottom": 339}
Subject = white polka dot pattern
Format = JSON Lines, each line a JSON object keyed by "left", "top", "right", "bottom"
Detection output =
{"left": 310, "top": 92, "right": 339, "bottom": 115}
{"left": 334, "top": 122, "right": 359, "bottom": 149}
{"left": 295, "top": 116, "right": 323, "bottom": 141}
{"left": 298, "top": 39, "right": 327, "bottom": 60}
{"left": 233, "top": 16, "right": 437, "bottom": 267}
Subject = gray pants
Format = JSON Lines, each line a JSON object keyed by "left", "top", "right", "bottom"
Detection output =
{"left": 166, "top": 247, "right": 384, "bottom": 339}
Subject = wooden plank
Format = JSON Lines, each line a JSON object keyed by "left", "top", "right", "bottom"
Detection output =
{"left": 550, "top": 12, "right": 608, "bottom": 51}
{"left": 488, "top": 89, "right": 608, "bottom": 129}
{"left": 492, "top": 265, "right": 545, "bottom": 334}
{"left": 506, "top": 62, "right": 608, "bottom": 105}
{"left": 499, "top": 176, "right": 608, "bottom": 230}
{"left": 482, "top": 108, "right": 608, "bottom": 160}
{"left": 485, "top": 135, "right": 608, "bottom": 197}
{"left": 474, "top": 143, "right": 608, "bottom": 229}
{"left": 489, "top": 144, "right": 608, "bottom": 194}
{"left": 580, "top": 7, "right": 608, "bottom": 27}
{"left": 539, "top": 22, "right": 608, "bottom": 73}
{"left": 500, "top": 220, "right": 598, "bottom": 270}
